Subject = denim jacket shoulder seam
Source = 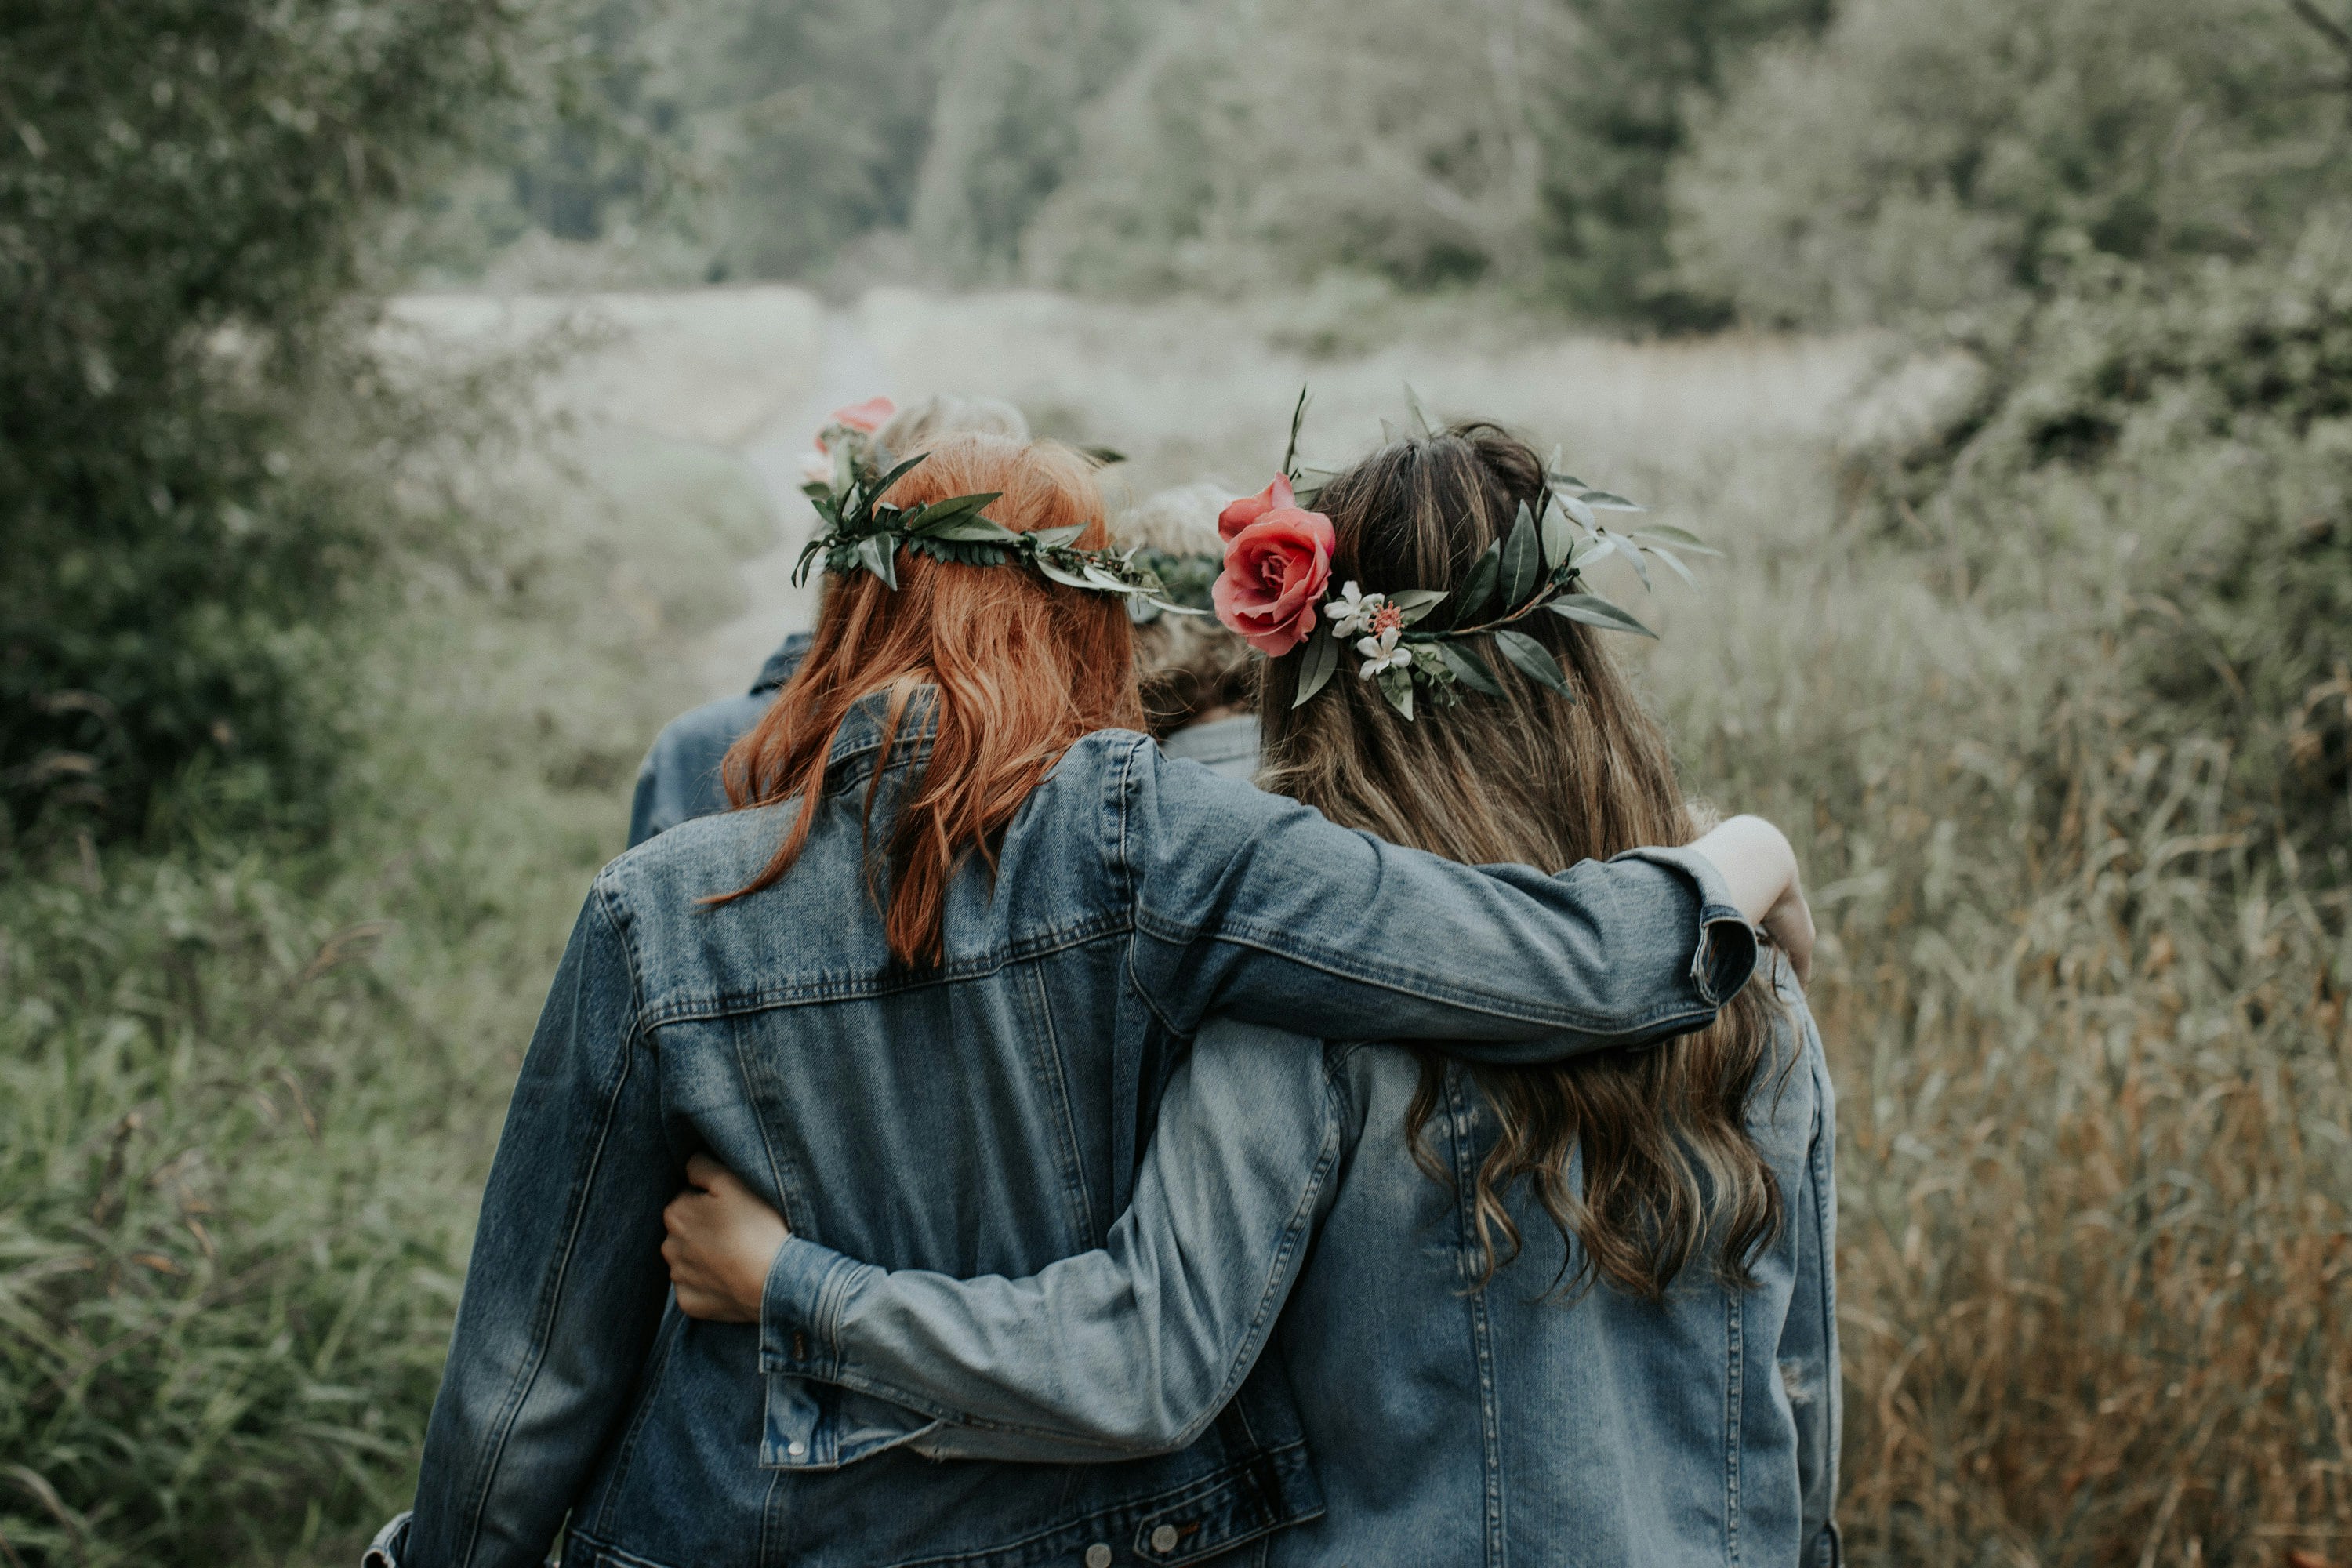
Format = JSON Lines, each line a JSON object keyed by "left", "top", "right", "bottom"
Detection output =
{"left": 590, "top": 874, "right": 654, "bottom": 1048}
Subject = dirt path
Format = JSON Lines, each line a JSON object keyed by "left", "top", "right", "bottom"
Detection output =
{"left": 690, "top": 308, "right": 891, "bottom": 698}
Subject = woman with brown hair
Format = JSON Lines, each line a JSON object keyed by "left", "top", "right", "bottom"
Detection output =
{"left": 660, "top": 423, "right": 1838, "bottom": 1566}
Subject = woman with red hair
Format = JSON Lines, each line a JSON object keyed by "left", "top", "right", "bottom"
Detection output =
{"left": 372, "top": 433, "right": 1808, "bottom": 1568}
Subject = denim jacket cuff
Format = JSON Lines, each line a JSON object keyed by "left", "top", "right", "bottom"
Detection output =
{"left": 360, "top": 1510, "right": 411, "bottom": 1567}
{"left": 1607, "top": 844, "right": 1760, "bottom": 1009}
{"left": 758, "top": 1234, "right": 870, "bottom": 1379}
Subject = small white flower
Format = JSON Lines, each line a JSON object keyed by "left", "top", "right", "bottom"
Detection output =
{"left": 1324, "top": 581, "right": 1386, "bottom": 639}
{"left": 1356, "top": 626, "right": 1414, "bottom": 679}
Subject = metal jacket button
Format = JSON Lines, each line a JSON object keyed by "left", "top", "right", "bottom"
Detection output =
{"left": 1150, "top": 1523, "right": 1181, "bottom": 1553}
{"left": 1084, "top": 1544, "right": 1112, "bottom": 1567}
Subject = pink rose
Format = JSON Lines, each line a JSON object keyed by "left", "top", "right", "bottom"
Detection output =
{"left": 816, "top": 396, "right": 895, "bottom": 448}
{"left": 1213, "top": 506, "right": 1337, "bottom": 657}
{"left": 1218, "top": 474, "right": 1296, "bottom": 545}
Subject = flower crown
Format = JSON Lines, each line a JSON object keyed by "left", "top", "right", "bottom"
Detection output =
{"left": 793, "top": 400, "right": 1207, "bottom": 620}
{"left": 1212, "top": 390, "right": 1717, "bottom": 721}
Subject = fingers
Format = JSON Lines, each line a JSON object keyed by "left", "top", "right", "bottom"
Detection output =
{"left": 684, "top": 1152, "right": 730, "bottom": 1192}
{"left": 1763, "top": 882, "right": 1815, "bottom": 989}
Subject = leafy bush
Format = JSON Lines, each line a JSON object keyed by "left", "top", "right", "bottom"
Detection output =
{"left": 0, "top": 0, "right": 535, "bottom": 841}
{"left": 1672, "top": 0, "right": 2351, "bottom": 328}
{"left": 1858, "top": 215, "right": 2352, "bottom": 848}
{"left": 0, "top": 405, "right": 771, "bottom": 1565}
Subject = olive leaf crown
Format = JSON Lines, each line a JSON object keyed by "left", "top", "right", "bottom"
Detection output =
{"left": 793, "top": 422, "right": 1209, "bottom": 619}
{"left": 1272, "top": 388, "right": 1719, "bottom": 722}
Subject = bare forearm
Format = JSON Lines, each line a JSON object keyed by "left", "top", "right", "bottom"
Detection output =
{"left": 1688, "top": 815, "right": 1813, "bottom": 983}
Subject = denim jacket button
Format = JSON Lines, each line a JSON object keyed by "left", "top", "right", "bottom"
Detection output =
{"left": 1084, "top": 1544, "right": 1112, "bottom": 1567}
{"left": 786, "top": 1439, "right": 807, "bottom": 1458}
{"left": 1150, "top": 1523, "right": 1181, "bottom": 1553}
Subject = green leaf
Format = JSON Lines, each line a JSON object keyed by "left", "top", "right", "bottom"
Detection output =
{"left": 1610, "top": 532, "right": 1653, "bottom": 592}
{"left": 1501, "top": 502, "right": 1542, "bottom": 607}
{"left": 868, "top": 452, "right": 929, "bottom": 505}
{"left": 1080, "top": 445, "right": 1125, "bottom": 467}
{"left": 1082, "top": 564, "right": 1149, "bottom": 594}
{"left": 1567, "top": 532, "right": 1615, "bottom": 570}
{"left": 1493, "top": 629, "right": 1573, "bottom": 696}
{"left": 1540, "top": 492, "right": 1574, "bottom": 570}
{"left": 1293, "top": 626, "right": 1341, "bottom": 706}
{"left": 855, "top": 535, "right": 898, "bottom": 589}
{"left": 1389, "top": 587, "right": 1448, "bottom": 624}
{"left": 1629, "top": 524, "right": 1719, "bottom": 555}
{"left": 925, "top": 518, "right": 1021, "bottom": 544}
{"left": 1646, "top": 543, "right": 1698, "bottom": 588}
{"left": 1148, "top": 600, "right": 1211, "bottom": 617}
{"left": 1435, "top": 640, "right": 1505, "bottom": 696}
{"left": 1559, "top": 492, "right": 1597, "bottom": 531}
{"left": 1451, "top": 540, "right": 1502, "bottom": 626}
{"left": 1546, "top": 593, "right": 1657, "bottom": 638}
{"left": 1378, "top": 664, "right": 1416, "bottom": 720}
{"left": 1404, "top": 382, "right": 1434, "bottom": 437}
{"left": 1035, "top": 557, "right": 1097, "bottom": 589}
{"left": 1281, "top": 386, "right": 1311, "bottom": 480}
{"left": 1028, "top": 524, "right": 1087, "bottom": 550}
{"left": 1577, "top": 489, "right": 1645, "bottom": 512}
{"left": 1548, "top": 468, "right": 1591, "bottom": 491}
{"left": 904, "top": 492, "right": 1005, "bottom": 535}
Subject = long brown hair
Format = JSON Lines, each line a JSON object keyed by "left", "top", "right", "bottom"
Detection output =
{"left": 1258, "top": 422, "right": 1784, "bottom": 1301}
{"left": 715, "top": 434, "right": 1144, "bottom": 966}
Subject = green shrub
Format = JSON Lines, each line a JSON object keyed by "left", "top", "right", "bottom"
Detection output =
{"left": 1673, "top": 0, "right": 2352, "bottom": 328}
{"left": 0, "top": 405, "right": 770, "bottom": 1565}
{"left": 1859, "top": 215, "right": 2352, "bottom": 849}
{"left": 0, "top": 0, "right": 537, "bottom": 840}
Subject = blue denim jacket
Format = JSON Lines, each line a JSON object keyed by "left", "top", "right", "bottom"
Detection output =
{"left": 626, "top": 635, "right": 809, "bottom": 849}
{"left": 756, "top": 960, "right": 1838, "bottom": 1566}
{"left": 379, "top": 691, "right": 1755, "bottom": 1568}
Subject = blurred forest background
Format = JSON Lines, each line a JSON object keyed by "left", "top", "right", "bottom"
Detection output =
{"left": 5, "top": 0, "right": 2351, "bottom": 1563}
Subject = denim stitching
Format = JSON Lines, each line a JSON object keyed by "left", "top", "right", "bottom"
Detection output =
{"left": 452, "top": 894, "right": 643, "bottom": 1568}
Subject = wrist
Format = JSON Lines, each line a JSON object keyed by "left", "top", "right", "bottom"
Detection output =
{"left": 1693, "top": 815, "right": 1796, "bottom": 929}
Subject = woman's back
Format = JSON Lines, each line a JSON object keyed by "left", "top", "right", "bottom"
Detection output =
{"left": 1276, "top": 962, "right": 1837, "bottom": 1566}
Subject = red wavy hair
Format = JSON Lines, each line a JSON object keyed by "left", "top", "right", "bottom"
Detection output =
{"left": 715, "top": 434, "right": 1142, "bottom": 966}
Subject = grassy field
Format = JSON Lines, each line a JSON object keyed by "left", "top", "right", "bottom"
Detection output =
{"left": 6, "top": 283, "right": 2345, "bottom": 1565}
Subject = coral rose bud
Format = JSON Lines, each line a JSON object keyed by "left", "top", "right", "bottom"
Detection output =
{"left": 816, "top": 396, "right": 895, "bottom": 448}
{"left": 1212, "top": 506, "right": 1337, "bottom": 657}
{"left": 1217, "top": 474, "right": 1297, "bottom": 545}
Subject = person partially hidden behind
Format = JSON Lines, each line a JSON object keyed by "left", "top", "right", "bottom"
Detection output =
{"left": 627, "top": 401, "right": 1258, "bottom": 848}
{"left": 626, "top": 394, "right": 1027, "bottom": 846}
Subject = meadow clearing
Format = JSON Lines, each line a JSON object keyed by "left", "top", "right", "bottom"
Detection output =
{"left": 7, "top": 283, "right": 2344, "bottom": 1565}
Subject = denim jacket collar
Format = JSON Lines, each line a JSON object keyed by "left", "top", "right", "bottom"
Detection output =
{"left": 825, "top": 686, "right": 941, "bottom": 786}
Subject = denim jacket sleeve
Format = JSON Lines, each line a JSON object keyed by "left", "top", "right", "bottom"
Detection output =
{"left": 1777, "top": 976, "right": 1843, "bottom": 1566}
{"left": 755, "top": 1019, "right": 1347, "bottom": 1461}
{"left": 1120, "top": 738, "right": 1757, "bottom": 1062}
{"left": 397, "top": 881, "right": 681, "bottom": 1568}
